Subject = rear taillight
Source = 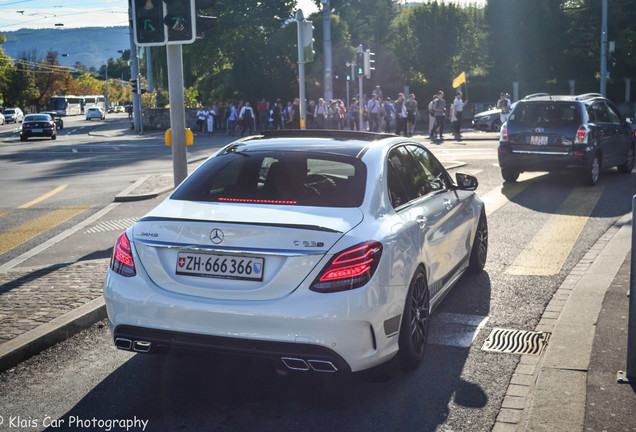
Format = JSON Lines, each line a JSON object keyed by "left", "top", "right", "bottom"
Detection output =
{"left": 500, "top": 124, "right": 508, "bottom": 142}
{"left": 574, "top": 125, "right": 589, "bottom": 144}
{"left": 310, "top": 241, "right": 382, "bottom": 293}
{"left": 110, "top": 232, "right": 136, "bottom": 277}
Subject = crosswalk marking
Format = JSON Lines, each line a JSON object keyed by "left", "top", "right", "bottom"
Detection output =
{"left": 506, "top": 185, "right": 605, "bottom": 276}
{"left": 18, "top": 185, "right": 68, "bottom": 209}
{"left": 479, "top": 172, "right": 545, "bottom": 217}
{"left": 0, "top": 205, "right": 92, "bottom": 255}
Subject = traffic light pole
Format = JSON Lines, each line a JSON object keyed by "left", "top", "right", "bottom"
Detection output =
{"left": 357, "top": 45, "right": 363, "bottom": 130}
{"left": 296, "top": 9, "right": 306, "bottom": 130}
{"left": 128, "top": 1, "right": 142, "bottom": 133}
{"left": 166, "top": 43, "right": 188, "bottom": 187}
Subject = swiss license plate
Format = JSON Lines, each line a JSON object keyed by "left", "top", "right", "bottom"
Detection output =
{"left": 32, "top": 128, "right": 43, "bottom": 133}
{"left": 176, "top": 252, "right": 265, "bottom": 281}
{"left": 530, "top": 135, "right": 549, "bottom": 145}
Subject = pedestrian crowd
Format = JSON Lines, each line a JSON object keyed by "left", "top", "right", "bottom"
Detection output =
{"left": 197, "top": 85, "right": 483, "bottom": 140}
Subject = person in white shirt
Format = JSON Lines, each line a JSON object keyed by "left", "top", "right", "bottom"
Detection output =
{"left": 196, "top": 107, "right": 208, "bottom": 134}
{"left": 239, "top": 101, "right": 255, "bottom": 136}
{"left": 452, "top": 91, "right": 467, "bottom": 139}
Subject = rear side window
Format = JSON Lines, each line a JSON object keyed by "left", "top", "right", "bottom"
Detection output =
{"left": 509, "top": 102, "right": 581, "bottom": 127}
{"left": 171, "top": 150, "right": 366, "bottom": 207}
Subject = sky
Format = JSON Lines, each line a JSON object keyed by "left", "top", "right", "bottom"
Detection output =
{"left": 0, "top": 0, "right": 485, "bottom": 30}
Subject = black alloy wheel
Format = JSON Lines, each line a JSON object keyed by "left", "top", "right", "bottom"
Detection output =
{"left": 469, "top": 209, "right": 488, "bottom": 272}
{"left": 398, "top": 268, "right": 430, "bottom": 370}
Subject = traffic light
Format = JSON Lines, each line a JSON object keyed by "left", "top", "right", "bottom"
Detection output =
{"left": 356, "top": 51, "right": 364, "bottom": 76}
{"left": 131, "top": 79, "right": 138, "bottom": 94}
{"left": 194, "top": 0, "right": 217, "bottom": 37}
{"left": 364, "top": 49, "right": 375, "bottom": 79}
{"left": 302, "top": 21, "right": 314, "bottom": 62}
{"left": 132, "top": 0, "right": 167, "bottom": 46}
{"left": 164, "top": 0, "right": 196, "bottom": 44}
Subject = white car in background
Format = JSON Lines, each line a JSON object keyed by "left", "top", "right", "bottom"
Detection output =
{"left": 85, "top": 107, "right": 105, "bottom": 120}
{"left": 104, "top": 130, "right": 487, "bottom": 373}
{"left": 3, "top": 107, "right": 23, "bottom": 124}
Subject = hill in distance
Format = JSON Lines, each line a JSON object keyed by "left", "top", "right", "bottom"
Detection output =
{"left": 1, "top": 26, "right": 131, "bottom": 70}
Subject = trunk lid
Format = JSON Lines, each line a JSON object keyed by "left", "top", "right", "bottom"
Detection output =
{"left": 131, "top": 199, "right": 364, "bottom": 301}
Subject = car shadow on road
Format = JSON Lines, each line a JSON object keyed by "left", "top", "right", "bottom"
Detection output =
{"left": 47, "top": 272, "right": 493, "bottom": 432}
{"left": 501, "top": 170, "right": 635, "bottom": 218}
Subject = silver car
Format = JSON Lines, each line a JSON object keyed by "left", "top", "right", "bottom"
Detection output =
{"left": 3, "top": 107, "right": 24, "bottom": 124}
{"left": 104, "top": 130, "right": 487, "bottom": 373}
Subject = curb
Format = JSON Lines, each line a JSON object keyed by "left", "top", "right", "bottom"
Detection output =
{"left": 114, "top": 175, "right": 174, "bottom": 202}
{"left": 0, "top": 297, "right": 106, "bottom": 373}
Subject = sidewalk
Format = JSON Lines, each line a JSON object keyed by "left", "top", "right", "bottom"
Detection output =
{"left": 493, "top": 213, "right": 636, "bottom": 431}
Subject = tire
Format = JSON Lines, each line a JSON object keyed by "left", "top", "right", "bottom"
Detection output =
{"left": 617, "top": 145, "right": 635, "bottom": 174}
{"left": 492, "top": 120, "right": 501, "bottom": 132}
{"left": 398, "top": 267, "right": 430, "bottom": 370}
{"left": 468, "top": 209, "right": 488, "bottom": 273}
{"left": 20, "top": 135, "right": 27, "bottom": 142}
{"left": 501, "top": 168, "right": 519, "bottom": 183}
{"left": 582, "top": 153, "right": 600, "bottom": 186}
{"left": 51, "top": 134, "right": 56, "bottom": 140}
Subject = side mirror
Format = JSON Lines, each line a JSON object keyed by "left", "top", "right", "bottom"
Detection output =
{"left": 456, "top": 172, "right": 478, "bottom": 191}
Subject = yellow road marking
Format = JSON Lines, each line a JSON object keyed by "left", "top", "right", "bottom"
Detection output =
{"left": 0, "top": 212, "right": 7, "bottom": 218}
{"left": 506, "top": 185, "right": 604, "bottom": 276}
{"left": 18, "top": 185, "right": 68, "bottom": 209}
{"left": 0, "top": 205, "right": 91, "bottom": 255}
{"left": 480, "top": 172, "right": 545, "bottom": 217}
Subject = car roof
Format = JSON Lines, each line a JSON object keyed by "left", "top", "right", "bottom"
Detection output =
{"left": 517, "top": 93, "right": 608, "bottom": 105}
{"left": 232, "top": 130, "right": 405, "bottom": 158}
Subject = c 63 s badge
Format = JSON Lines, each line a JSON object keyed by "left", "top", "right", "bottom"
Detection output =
{"left": 294, "top": 240, "right": 324, "bottom": 247}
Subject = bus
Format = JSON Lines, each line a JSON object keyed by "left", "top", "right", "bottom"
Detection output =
{"left": 50, "top": 95, "right": 83, "bottom": 116}
{"left": 49, "top": 95, "right": 106, "bottom": 116}
{"left": 82, "top": 95, "right": 106, "bottom": 111}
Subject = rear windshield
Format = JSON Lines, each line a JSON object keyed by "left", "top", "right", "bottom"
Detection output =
{"left": 24, "top": 115, "right": 50, "bottom": 121}
{"left": 4, "top": 109, "right": 15, "bottom": 114}
{"left": 172, "top": 150, "right": 367, "bottom": 207}
{"left": 509, "top": 102, "right": 582, "bottom": 127}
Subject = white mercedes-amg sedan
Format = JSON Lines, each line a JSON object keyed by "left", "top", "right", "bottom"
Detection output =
{"left": 104, "top": 130, "right": 487, "bottom": 373}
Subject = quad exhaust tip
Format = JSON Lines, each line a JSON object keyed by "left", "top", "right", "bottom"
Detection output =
{"left": 281, "top": 357, "right": 338, "bottom": 373}
{"left": 114, "top": 338, "right": 152, "bottom": 353}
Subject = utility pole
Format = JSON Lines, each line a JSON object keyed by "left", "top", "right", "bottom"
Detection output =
{"left": 105, "top": 61, "right": 110, "bottom": 109}
{"left": 321, "top": 0, "right": 333, "bottom": 102}
{"left": 600, "top": 0, "right": 608, "bottom": 96}
{"left": 296, "top": 9, "right": 307, "bottom": 130}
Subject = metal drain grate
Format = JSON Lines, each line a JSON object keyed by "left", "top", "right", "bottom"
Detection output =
{"left": 85, "top": 218, "right": 138, "bottom": 234}
{"left": 481, "top": 328, "right": 550, "bottom": 355}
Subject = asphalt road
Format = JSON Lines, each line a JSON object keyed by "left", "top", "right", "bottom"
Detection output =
{"left": 0, "top": 125, "right": 634, "bottom": 431}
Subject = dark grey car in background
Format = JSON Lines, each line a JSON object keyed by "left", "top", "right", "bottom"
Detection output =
{"left": 498, "top": 93, "right": 635, "bottom": 186}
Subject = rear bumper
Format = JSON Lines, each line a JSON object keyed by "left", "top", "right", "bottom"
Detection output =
{"left": 104, "top": 268, "right": 403, "bottom": 373}
{"left": 498, "top": 143, "right": 594, "bottom": 172}
{"left": 112, "top": 324, "right": 351, "bottom": 372}
{"left": 20, "top": 129, "right": 55, "bottom": 138}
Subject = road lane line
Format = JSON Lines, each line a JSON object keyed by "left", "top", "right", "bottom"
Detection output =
{"left": 479, "top": 172, "right": 544, "bottom": 217}
{"left": 18, "top": 185, "right": 68, "bottom": 209}
{"left": 0, "top": 205, "right": 92, "bottom": 256}
{"left": 506, "top": 185, "right": 605, "bottom": 276}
